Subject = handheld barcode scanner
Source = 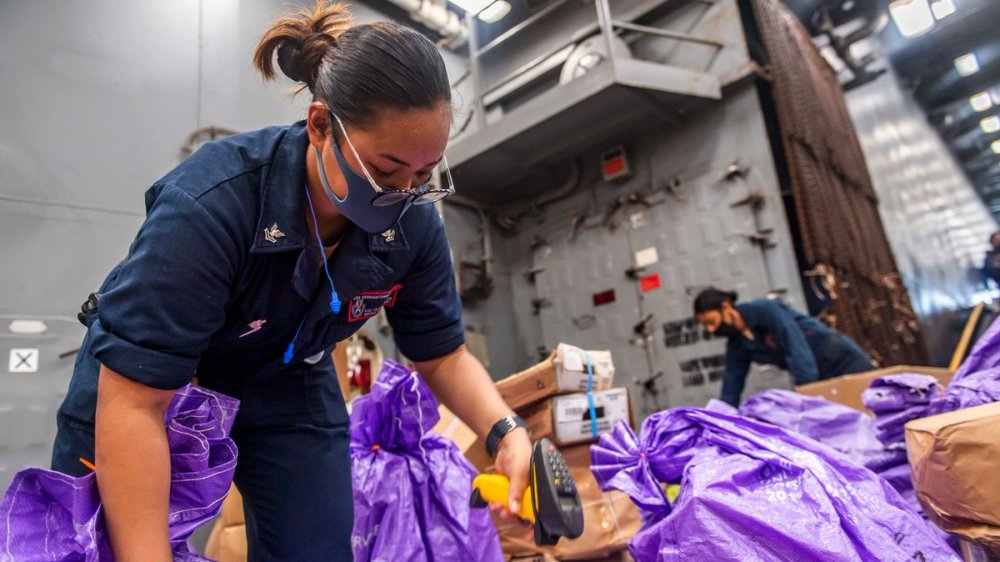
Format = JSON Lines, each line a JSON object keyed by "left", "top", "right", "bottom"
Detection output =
{"left": 470, "top": 438, "right": 585, "bottom": 545}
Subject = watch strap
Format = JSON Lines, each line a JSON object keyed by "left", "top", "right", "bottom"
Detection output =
{"left": 485, "top": 415, "right": 527, "bottom": 457}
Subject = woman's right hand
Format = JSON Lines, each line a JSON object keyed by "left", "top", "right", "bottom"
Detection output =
{"left": 95, "top": 365, "right": 177, "bottom": 562}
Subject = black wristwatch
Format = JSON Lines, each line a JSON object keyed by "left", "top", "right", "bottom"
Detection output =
{"left": 485, "top": 415, "right": 527, "bottom": 457}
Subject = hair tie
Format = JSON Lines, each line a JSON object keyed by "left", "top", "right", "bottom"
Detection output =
{"left": 305, "top": 32, "right": 337, "bottom": 50}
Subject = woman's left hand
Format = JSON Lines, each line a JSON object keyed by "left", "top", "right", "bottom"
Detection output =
{"left": 492, "top": 426, "right": 533, "bottom": 532}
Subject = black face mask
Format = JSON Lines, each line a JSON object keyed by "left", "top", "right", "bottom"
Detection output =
{"left": 714, "top": 321, "right": 741, "bottom": 338}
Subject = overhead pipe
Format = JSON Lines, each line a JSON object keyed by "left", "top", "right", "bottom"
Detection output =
{"left": 444, "top": 195, "right": 495, "bottom": 299}
{"left": 814, "top": 8, "right": 883, "bottom": 91}
{"left": 952, "top": 130, "right": 1000, "bottom": 159}
{"left": 441, "top": 159, "right": 581, "bottom": 297}
{"left": 966, "top": 149, "right": 1000, "bottom": 173}
{"left": 532, "top": 158, "right": 582, "bottom": 208}
{"left": 492, "top": 159, "right": 582, "bottom": 232}
{"left": 180, "top": 126, "right": 239, "bottom": 159}
{"left": 385, "top": 0, "right": 467, "bottom": 46}
{"left": 915, "top": 44, "right": 1000, "bottom": 109}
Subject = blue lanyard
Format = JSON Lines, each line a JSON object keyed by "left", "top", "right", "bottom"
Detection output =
{"left": 284, "top": 184, "right": 342, "bottom": 365}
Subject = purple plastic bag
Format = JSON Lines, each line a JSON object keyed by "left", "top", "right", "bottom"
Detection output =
{"left": 737, "top": 389, "right": 908, "bottom": 474}
{"left": 861, "top": 375, "right": 940, "bottom": 445}
{"left": 705, "top": 399, "right": 738, "bottom": 415}
{"left": 0, "top": 384, "right": 239, "bottom": 562}
{"left": 591, "top": 408, "right": 958, "bottom": 562}
{"left": 862, "top": 374, "right": 942, "bottom": 413}
{"left": 739, "top": 390, "right": 887, "bottom": 464}
{"left": 349, "top": 359, "right": 502, "bottom": 562}
{"left": 927, "top": 367, "right": 1000, "bottom": 415}
{"left": 952, "top": 314, "right": 1000, "bottom": 382}
{"left": 908, "top": 315, "right": 1000, "bottom": 416}
{"left": 855, "top": 316, "right": 1000, "bottom": 431}
{"left": 858, "top": 374, "right": 962, "bottom": 549}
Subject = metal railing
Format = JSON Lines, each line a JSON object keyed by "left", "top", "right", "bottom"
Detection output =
{"left": 463, "top": 0, "right": 723, "bottom": 131}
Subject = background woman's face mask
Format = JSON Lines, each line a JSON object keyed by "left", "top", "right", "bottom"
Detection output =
{"left": 713, "top": 320, "right": 741, "bottom": 338}
{"left": 713, "top": 308, "right": 741, "bottom": 338}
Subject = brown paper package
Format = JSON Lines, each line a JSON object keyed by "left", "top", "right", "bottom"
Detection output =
{"left": 905, "top": 401, "right": 1000, "bottom": 554}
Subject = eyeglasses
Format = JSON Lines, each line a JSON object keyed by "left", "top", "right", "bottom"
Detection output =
{"left": 329, "top": 111, "right": 456, "bottom": 207}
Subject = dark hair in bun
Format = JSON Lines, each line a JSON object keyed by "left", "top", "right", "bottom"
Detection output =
{"left": 693, "top": 288, "right": 739, "bottom": 315}
{"left": 253, "top": 1, "right": 451, "bottom": 129}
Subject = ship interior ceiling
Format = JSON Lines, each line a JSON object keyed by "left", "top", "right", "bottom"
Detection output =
{"left": 812, "top": 1, "right": 999, "bottom": 215}
{"left": 791, "top": 0, "right": 1000, "bottom": 216}
{"left": 4, "top": 0, "right": 1000, "bottom": 559}
{"left": 776, "top": 0, "right": 1000, "bottom": 365}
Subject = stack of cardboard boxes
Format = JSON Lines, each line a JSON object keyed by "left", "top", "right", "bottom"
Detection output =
{"left": 497, "top": 345, "right": 628, "bottom": 445}
{"left": 458, "top": 343, "right": 642, "bottom": 561}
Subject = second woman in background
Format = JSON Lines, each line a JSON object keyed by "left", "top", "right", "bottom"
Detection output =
{"left": 694, "top": 288, "right": 877, "bottom": 406}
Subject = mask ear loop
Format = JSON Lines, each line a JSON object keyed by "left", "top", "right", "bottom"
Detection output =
{"left": 315, "top": 147, "right": 349, "bottom": 205}
{"left": 329, "top": 111, "right": 383, "bottom": 192}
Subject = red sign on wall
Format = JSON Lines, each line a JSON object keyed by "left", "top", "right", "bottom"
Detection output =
{"left": 640, "top": 273, "right": 661, "bottom": 292}
{"left": 592, "top": 289, "right": 616, "bottom": 306}
{"left": 601, "top": 146, "right": 631, "bottom": 182}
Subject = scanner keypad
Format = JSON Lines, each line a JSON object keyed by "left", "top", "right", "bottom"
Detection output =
{"left": 547, "top": 445, "right": 577, "bottom": 497}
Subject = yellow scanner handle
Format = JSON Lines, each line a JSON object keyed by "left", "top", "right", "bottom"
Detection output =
{"left": 472, "top": 473, "right": 535, "bottom": 522}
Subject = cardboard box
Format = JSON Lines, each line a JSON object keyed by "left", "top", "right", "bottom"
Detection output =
{"left": 494, "top": 444, "right": 641, "bottom": 560}
{"left": 905, "top": 401, "right": 1000, "bottom": 551}
{"left": 796, "top": 365, "right": 953, "bottom": 413}
{"left": 497, "top": 344, "right": 615, "bottom": 411}
{"left": 520, "top": 388, "right": 630, "bottom": 447}
{"left": 430, "top": 404, "right": 493, "bottom": 472}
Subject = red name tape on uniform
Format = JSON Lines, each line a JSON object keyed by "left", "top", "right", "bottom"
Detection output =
{"left": 348, "top": 285, "right": 403, "bottom": 322}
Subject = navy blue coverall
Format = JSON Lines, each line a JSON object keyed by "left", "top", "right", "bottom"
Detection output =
{"left": 983, "top": 248, "right": 1000, "bottom": 287}
{"left": 720, "top": 299, "right": 875, "bottom": 406}
{"left": 52, "top": 122, "right": 465, "bottom": 560}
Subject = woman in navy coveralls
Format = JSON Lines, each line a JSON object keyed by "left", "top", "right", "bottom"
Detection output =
{"left": 51, "top": 3, "right": 531, "bottom": 559}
